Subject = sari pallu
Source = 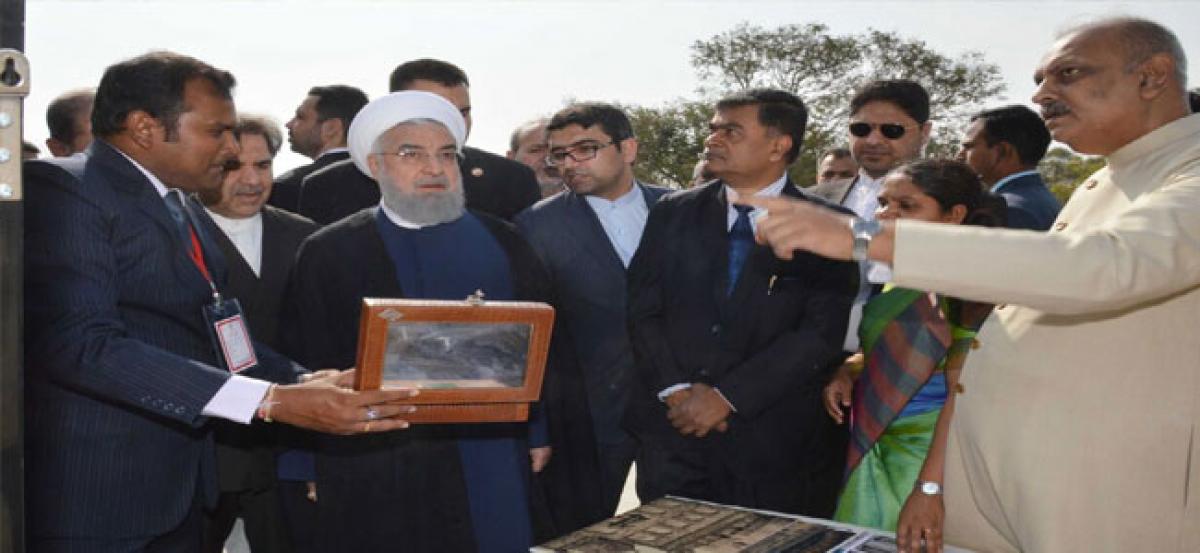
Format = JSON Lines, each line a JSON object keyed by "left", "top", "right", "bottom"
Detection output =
{"left": 834, "top": 287, "right": 989, "bottom": 530}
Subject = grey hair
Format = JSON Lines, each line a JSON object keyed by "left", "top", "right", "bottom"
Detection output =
{"left": 234, "top": 114, "right": 283, "bottom": 157}
{"left": 1066, "top": 17, "right": 1187, "bottom": 90}
{"left": 508, "top": 116, "right": 550, "bottom": 152}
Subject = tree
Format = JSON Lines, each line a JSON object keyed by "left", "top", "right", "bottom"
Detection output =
{"left": 1039, "top": 147, "right": 1106, "bottom": 204}
{"left": 627, "top": 100, "right": 712, "bottom": 187}
{"left": 628, "top": 22, "right": 1006, "bottom": 187}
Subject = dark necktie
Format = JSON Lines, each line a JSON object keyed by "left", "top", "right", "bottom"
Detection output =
{"left": 727, "top": 205, "right": 754, "bottom": 296}
{"left": 164, "top": 189, "right": 213, "bottom": 281}
{"left": 163, "top": 190, "right": 192, "bottom": 246}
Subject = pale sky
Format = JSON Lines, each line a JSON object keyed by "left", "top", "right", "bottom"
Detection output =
{"left": 20, "top": 0, "right": 1200, "bottom": 173}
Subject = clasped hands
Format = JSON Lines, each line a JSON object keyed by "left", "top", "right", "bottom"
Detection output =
{"left": 268, "top": 369, "right": 419, "bottom": 435}
{"left": 666, "top": 383, "right": 731, "bottom": 437}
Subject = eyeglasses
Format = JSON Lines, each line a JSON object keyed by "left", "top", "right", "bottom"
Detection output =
{"left": 848, "top": 122, "right": 914, "bottom": 140}
{"left": 545, "top": 140, "right": 615, "bottom": 167}
{"left": 372, "top": 148, "right": 460, "bottom": 167}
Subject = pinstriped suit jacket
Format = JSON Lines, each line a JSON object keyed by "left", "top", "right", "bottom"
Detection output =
{"left": 23, "top": 140, "right": 304, "bottom": 539}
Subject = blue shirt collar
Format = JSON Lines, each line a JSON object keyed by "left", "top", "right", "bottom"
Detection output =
{"left": 990, "top": 169, "right": 1040, "bottom": 193}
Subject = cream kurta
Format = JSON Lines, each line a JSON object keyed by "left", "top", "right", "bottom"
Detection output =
{"left": 892, "top": 113, "right": 1200, "bottom": 552}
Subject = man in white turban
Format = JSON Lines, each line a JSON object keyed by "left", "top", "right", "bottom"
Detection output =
{"left": 277, "top": 90, "right": 593, "bottom": 551}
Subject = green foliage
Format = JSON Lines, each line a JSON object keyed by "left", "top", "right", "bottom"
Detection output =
{"left": 1039, "top": 147, "right": 1107, "bottom": 204}
{"left": 626, "top": 100, "right": 712, "bottom": 187}
{"left": 628, "top": 22, "right": 1007, "bottom": 188}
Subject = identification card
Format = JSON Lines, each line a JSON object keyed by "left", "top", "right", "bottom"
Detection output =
{"left": 202, "top": 297, "right": 259, "bottom": 373}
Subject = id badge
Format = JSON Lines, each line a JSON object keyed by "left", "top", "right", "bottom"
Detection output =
{"left": 202, "top": 297, "right": 259, "bottom": 373}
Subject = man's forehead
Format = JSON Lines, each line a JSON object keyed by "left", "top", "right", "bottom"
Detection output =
{"left": 1037, "top": 27, "right": 1116, "bottom": 71}
{"left": 547, "top": 123, "right": 606, "bottom": 144}
{"left": 382, "top": 120, "right": 455, "bottom": 144}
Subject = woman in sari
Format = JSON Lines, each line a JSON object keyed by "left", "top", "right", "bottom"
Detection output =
{"left": 826, "top": 159, "right": 1003, "bottom": 547}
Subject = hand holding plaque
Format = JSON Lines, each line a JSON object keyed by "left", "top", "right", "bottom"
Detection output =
{"left": 268, "top": 369, "right": 420, "bottom": 434}
{"left": 353, "top": 293, "right": 554, "bottom": 424}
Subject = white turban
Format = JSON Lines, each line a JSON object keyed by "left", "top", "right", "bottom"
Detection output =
{"left": 347, "top": 90, "right": 467, "bottom": 177}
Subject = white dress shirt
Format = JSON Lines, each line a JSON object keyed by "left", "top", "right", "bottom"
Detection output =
{"left": 583, "top": 182, "right": 650, "bottom": 267}
{"left": 206, "top": 210, "right": 264, "bottom": 277}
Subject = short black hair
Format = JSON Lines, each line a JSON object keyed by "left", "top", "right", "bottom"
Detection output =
{"left": 715, "top": 88, "right": 808, "bottom": 164}
{"left": 849, "top": 79, "right": 930, "bottom": 124}
{"left": 46, "top": 88, "right": 94, "bottom": 144}
{"left": 92, "top": 51, "right": 235, "bottom": 140}
{"left": 893, "top": 159, "right": 1005, "bottom": 228}
{"left": 233, "top": 114, "right": 283, "bottom": 157}
{"left": 546, "top": 102, "right": 635, "bottom": 146}
{"left": 307, "top": 85, "right": 369, "bottom": 131}
{"left": 388, "top": 59, "right": 469, "bottom": 92}
{"left": 970, "top": 105, "right": 1052, "bottom": 166}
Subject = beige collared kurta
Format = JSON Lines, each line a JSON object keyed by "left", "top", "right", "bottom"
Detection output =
{"left": 891, "top": 113, "right": 1200, "bottom": 552}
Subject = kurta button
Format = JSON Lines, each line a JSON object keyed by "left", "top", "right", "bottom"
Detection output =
{"left": 954, "top": 383, "right": 965, "bottom": 395}
{"left": 970, "top": 339, "right": 981, "bottom": 350}
{"left": 1085, "top": 180, "right": 1098, "bottom": 190}
{"left": 1054, "top": 221, "right": 1068, "bottom": 231}
{"left": 996, "top": 303, "right": 1006, "bottom": 310}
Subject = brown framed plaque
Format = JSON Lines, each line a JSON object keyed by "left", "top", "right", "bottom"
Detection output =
{"left": 353, "top": 293, "right": 554, "bottom": 424}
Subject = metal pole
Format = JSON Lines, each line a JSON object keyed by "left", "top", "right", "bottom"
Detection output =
{"left": 0, "top": 44, "right": 27, "bottom": 553}
{"left": 0, "top": 0, "right": 23, "bottom": 51}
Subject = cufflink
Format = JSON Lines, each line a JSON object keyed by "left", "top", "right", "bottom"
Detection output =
{"left": 471, "top": 167, "right": 484, "bottom": 177}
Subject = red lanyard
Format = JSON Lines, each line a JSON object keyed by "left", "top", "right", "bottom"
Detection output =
{"left": 186, "top": 225, "right": 214, "bottom": 286}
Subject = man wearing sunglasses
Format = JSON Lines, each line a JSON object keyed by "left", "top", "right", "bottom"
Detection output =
{"left": 809, "top": 80, "right": 932, "bottom": 228}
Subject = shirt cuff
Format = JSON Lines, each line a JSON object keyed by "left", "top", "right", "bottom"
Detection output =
{"left": 657, "top": 382, "right": 692, "bottom": 402}
{"left": 201, "top": 375, "right": 272, "bottom": 424}
{"left": 711, "top": 386, "right": 738, "bottom": 413}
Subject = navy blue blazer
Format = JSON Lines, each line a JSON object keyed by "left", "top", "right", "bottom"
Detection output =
{"left": 515, "top": 183, "right": 669, "bottom": 446}
{"left": 994, "top": 171, "right": 1062, "bottom": 231}
{"left": 23, "top": 141, "right": 305, "bottom": 539}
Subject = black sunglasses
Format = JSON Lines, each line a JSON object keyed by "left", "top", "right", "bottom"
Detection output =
{"left": 849, "top": 122, "right": 910, "bottom": 140}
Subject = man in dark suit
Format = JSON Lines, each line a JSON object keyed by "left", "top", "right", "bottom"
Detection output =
{"left": 958, "top": 105, "right": 1062, "bottom": 230}
{"left": 195, "top": 115, "right": 319, "bottom": 553}
{"left": 297, "top": 58, "right": 541, "bottom": 225}
{"left": 23, "top": 51, "right": 417, "bottom": 552}
{"left": 627, "top": 89, "right": 858, "bottom": 517}
{"left": 508, "top": 116, "right": 564, "bottom": 198}
{"left": 267, "top": 85, "right": 368, "bottom": 212}
{"left": 280, "top": 90, "right": 599, "bottom": 550}
{"left": 516, "top": 103, "right": 668, "bottom": 517}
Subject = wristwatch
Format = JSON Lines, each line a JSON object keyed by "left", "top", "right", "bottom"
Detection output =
{"left": 916, "top": 480, "right": 943, "bottom": 496}
{"left": 849, "top": 216, "right": 883, "bottom": 262}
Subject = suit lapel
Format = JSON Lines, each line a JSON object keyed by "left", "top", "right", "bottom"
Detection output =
{"left": 566, "top": 192, "right": 628, "bottom": 274}
{"left": 706, "top": 184, "right": 734, "bottom": 315}
{"left": 726, "top": 180, "right": 803, "bottom": 304}
{"left": 91, "top": 142, "right": 217, "bottom": 292}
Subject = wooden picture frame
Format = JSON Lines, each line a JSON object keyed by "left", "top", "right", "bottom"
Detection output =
{"left": 353, "top": 293, "right": 554, "bottom": 424}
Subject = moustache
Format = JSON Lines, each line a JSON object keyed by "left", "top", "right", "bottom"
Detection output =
{"left": 231, "top": 184, "right": 265, "bottom": 196}
{"left": 699, "top": 150, "right": 721, "bottom": 161}
{"left": 415, "top": 177, "right": 452, "bottom": 189}
{"left": 1041, "top": 102, "right": 1071, "bottom": 120}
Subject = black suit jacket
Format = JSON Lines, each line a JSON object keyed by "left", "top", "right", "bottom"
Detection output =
{"left": 515, "top": 183, "right": 669, "bottom": 446}
{"left": 23, "top": 141, "right": 305, "bottom": 539}
{"left": 280, "top": 209, "right": 603, "bottom": 545}
{"left": 295, "top": 146, "right": 541, "bottom": 225}
{"left": 208, "top": 206, "right": 318, "bottom": 491}
{"left": 625, "top": 180, "right": 857, "bottom": 512}
{"left": 994, "top": 171, "right": 1062, "bottom": 231}
{"left": 267, "top": 150, "right": 350, "bottom": 213}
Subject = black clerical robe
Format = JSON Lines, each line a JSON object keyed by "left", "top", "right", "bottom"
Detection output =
{"left": 280, "top": 208, "right": 601, "bottom": 550}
